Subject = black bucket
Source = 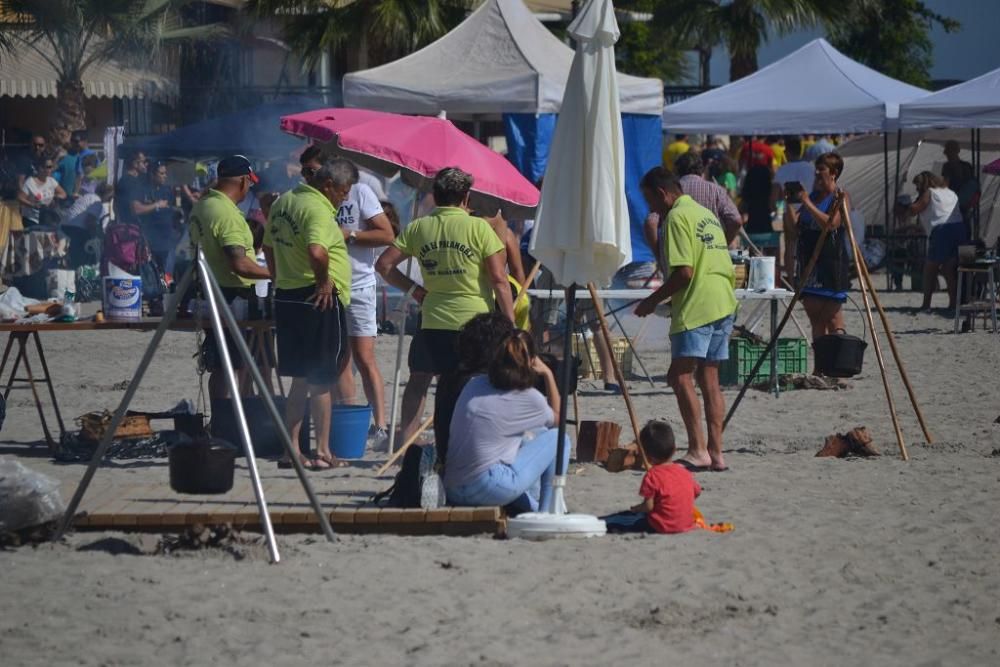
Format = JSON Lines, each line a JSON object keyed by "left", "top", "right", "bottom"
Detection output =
{"left": 813, "top": 331, "right": 867, "bottom": 378}
{"left": 168, "top": 436, "right": 237, "bottom": 495}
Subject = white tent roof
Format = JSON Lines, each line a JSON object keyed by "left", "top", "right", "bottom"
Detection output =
{"left": 342, "top": 0, "right": 663, "bottom": 116}
{"left": 662, "top": 38, "right": 927, "bottom": 134}
{"left": 898, "top": 66, "right": 1000, "bottom": 129}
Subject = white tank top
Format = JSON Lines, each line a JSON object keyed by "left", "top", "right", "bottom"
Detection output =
{"left": 918, "top": 187, "right": 962, "bottom": 229}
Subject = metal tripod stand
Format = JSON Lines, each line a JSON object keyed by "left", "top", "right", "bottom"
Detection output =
{"left": 54, "top": 250, "right": 336, "bottom": 562}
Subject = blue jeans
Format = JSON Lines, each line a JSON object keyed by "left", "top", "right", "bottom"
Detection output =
{"left": 446, "top": 428, "right": 570, "bottom": 512}
{"left": 670, "top": 314, "right": 735, "bottom": 361}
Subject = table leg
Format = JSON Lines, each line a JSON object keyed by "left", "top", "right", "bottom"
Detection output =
{"left": 0, "top": 333, "right": 16, "bottom": 387}
{"left": 990, "top": 270, "right": 998, "bottom": 334}
{"left": 954, "top": 270, "right": 963, "bottom": 334}
{"left": 31, "top": 331, "right": 66, "bottom": 436}
{"left": 3, "top": 332, "right": 26, "bottom": 400}
{"left": 18, "top": 336, "right": 56, "bottom": 450}
{"left": 770, "top": 298, "right": 779, "bottom": 397}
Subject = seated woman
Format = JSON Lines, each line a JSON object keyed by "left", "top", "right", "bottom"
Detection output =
{"left": 444, "top": 330, "right": 565, "bottom": 513}
{"left": 784, "top": 152, "right": 851, "bottom": 350}
{"left": 433, "top": 311, "right": 515, "bottom": 464}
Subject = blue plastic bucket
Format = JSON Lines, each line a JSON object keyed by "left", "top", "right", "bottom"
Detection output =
{"left": 329, "top": 404, "right": 372, "bottom": 459}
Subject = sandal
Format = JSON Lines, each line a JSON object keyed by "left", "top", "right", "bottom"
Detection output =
{"left": 316, "top": 453, "right": 350, "bottom": 469}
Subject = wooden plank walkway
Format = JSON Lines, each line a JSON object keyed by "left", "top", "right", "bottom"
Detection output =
{"left": 59, "top": 478, "right": 505, "bottom": 536}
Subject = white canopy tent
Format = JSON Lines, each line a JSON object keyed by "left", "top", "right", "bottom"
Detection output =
{"left": 898, "top": 66, "right": 1000, "bottom": 129}
{"left": 838, "top": 130, "right": 1000, "bottom": 246}
{"left": 661, "top": 38, "right": 927, "bottom": 134}
{"left": 342, "top": 0, "right": 663, "bottom": 117}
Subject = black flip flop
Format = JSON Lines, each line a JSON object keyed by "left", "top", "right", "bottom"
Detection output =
{"left": 676, "top": 459, "right": 711, "bottom": 473}
{"left": 709, "top": 465, "right": 730, "bottom": 473}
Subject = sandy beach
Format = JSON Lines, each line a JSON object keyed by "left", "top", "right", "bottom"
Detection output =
{"left": 2, "top": 289, "right": 999, "bottom": 666}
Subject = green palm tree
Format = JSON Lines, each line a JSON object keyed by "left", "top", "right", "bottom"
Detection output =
{"left": 0, "top": 0, "right": 223, "bottom": 144}
{"left": 654, "top": 0, "right": 842, "bottom": 82}
{"left": 246, "top": 0, "right": 473, "bottom": 71}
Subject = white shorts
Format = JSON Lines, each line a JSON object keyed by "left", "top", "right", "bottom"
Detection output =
{"left": 346, "top": 283, "right": 378, "bottom": 337}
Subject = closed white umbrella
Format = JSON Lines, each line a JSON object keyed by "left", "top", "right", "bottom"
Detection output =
{"left": 529, "top": 0, "right": 631, "bottom": 287}
{"left": 511, "top": 0, "right": 629, "bottom": 539}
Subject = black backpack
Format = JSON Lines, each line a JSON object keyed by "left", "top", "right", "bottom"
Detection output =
{"left": 372, "top": 444, "right": 434, "bottom": 508}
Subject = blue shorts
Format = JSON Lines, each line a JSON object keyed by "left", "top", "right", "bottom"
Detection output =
{"left": 928, "top": 221, "right": 969, "bottom": 263}
{"left": 670, "top": 314, "right": 734, "bottom": 361}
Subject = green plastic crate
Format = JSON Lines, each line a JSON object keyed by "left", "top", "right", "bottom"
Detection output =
{"left": 719, "top": 337, "right": 809, "bottom": 386}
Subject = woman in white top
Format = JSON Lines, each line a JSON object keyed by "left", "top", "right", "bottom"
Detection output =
{"left": 901, "top": 171, "right": 967, "bottom": 311}
{"left": 17, "top": 157, "right": 66, "bottom": 227}
{"left": 444, "top": 330, "right": 566, "bottom": 513}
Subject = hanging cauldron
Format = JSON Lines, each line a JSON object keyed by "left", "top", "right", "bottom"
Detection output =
{"left": 168, "top": 436, "right": 238, "bottom": 494}
{"left": 812, "top": 328, "right": 867, "bottom": 378}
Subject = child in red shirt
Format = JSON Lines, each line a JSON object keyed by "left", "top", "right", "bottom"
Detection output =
{"left": 602, "top": 420, "right": 702, "bottom": 534}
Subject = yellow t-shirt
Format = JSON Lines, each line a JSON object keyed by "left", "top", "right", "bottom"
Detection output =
{"left": 263, "top": 183, "right": 351, "bottom": 305}
{"left": 188, "top": 189, "right": 255, "bottom": 289}
{"left": 664, "top": 195, "right": 737, "bottom": 335}
{"left": 770, "top": 143, "right": 787, "bottom": 167}
{"left": 663, "top": 139, "right": 690, "bottom": 171}
{"left": 394, "top": 207, "right": 505, "bottom": 331}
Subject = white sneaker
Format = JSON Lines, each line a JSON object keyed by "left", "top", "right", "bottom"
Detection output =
{"left": 369, "top": 426, "right": 390, "bottom": 452}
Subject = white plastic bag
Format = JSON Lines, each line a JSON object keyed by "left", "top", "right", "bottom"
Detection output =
{"left": 0, "top": 459, "right": 66, "bottom": 532}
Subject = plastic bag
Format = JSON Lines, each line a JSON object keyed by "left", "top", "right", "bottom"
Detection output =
{"left": 0, "top": 459, "right": 66, "bottom": 532}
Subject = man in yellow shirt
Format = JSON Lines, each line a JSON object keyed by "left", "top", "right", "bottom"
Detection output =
{"left": 263, "top": 157, "right": 353, "bottom": 469}
{"left": 376, "top": 167, "right": 514, "bottom": 440}
{"left": 635, "top": 167, "right": 737, "bottom": 473}
{"left": 188, "top": 155, "right": 271, "bottom": 399}
{"left": 663, "top": 134, "right": 691, "bottom": 171}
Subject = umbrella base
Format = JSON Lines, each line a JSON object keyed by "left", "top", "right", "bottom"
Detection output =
{"left": 506, "top": 512, "right": 607, "bottom": 540}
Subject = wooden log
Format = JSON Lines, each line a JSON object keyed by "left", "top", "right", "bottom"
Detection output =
{"left": 575, "top": 420, "right": 622, "bottom": 463}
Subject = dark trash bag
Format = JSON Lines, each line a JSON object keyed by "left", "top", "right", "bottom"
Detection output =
{"left": 813, "top": 329, "right": 867, "bottom": 378}
{"left": 372, "top": 444, "right": 429, "bottom": 508}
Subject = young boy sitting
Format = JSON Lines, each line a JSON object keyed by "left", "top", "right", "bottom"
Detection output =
{"left": 602, "top": 420, "right": 702, "bottom": 534}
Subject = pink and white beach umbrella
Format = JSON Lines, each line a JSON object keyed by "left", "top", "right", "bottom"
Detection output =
{"left": 280, "top": 108, "right": 539, "bottom": 218}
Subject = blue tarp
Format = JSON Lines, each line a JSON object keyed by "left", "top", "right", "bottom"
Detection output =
{"left": 130, "top": 98, "right": 321, "bottom": 160}
{"left": 504, "top": 112, "right": 662, "bottom": 264}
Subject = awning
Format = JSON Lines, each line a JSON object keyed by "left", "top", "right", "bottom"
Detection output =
{"left": 0, "top": 48, "right": 177, "bottom": 101}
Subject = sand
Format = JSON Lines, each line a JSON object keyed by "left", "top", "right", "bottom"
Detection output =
{"left": 1, "top": 289, "right": 999, "bottom": 666}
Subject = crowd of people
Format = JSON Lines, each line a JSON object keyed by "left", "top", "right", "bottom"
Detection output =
{"left": 0, "top": 125, "right": 985, "bottom": 533}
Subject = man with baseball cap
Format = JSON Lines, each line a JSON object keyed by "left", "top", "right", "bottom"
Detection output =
{"left": 188, "top": 155, "right": 270, "bottom": 399}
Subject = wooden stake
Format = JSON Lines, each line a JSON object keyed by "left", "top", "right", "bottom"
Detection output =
{"left": 375, "top": 414, "right": 435, "bottom": 476}
{"left": 586, "top": 282, "right": 649, "bottom": 470}
{"left": 572, "top": 391, "right": 581, "bottom": 441}
{"left": 724, "top": 194, "right": 844, "bottom": 429}
{"left": 842, "top": 203, "right": 932, "bottom": 444}
{"left": 840, "top": 203, "right": 909, "bottom": 461}
{"left": 515, "top": 260, "right": 542, "bottom": 308}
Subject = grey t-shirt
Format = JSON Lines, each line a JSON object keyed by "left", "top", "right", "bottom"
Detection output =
{"left": 443, "top": 375, "right": 554, "bottom": 489}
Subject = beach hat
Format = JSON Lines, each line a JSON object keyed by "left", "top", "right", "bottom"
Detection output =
{"left": 217, "top": 155, "right": 259, "bottom": 184}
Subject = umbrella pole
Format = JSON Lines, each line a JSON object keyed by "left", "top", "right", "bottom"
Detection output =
{"left": 386, "top": 257, "right": 412, "bottom": 456}
{"left": 547, "top": 284, "right": 578, "bottom": 515}
{"left": 587, "top": 282, "right": 649, "bottom": 469}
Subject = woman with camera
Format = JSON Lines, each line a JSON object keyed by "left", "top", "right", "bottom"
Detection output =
{"left": 897, "top": 171, "right": 966, "bottom": 312}
{"left": 443, "top": 329, "right": 566, "bottom": 513}
{"left": 783, "top": 153, "right": 852, "bottom": 354}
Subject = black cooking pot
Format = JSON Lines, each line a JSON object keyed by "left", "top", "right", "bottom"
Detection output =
{"left": 813, "top": 329, "right": 867, "bottom": 378}
{"left": 168, "top": 436, "right": 237, "bottom": 495}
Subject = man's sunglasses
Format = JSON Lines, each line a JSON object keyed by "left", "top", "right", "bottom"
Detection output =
{"left": 33, "top": 142, "right": 46, "bottom": 148}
